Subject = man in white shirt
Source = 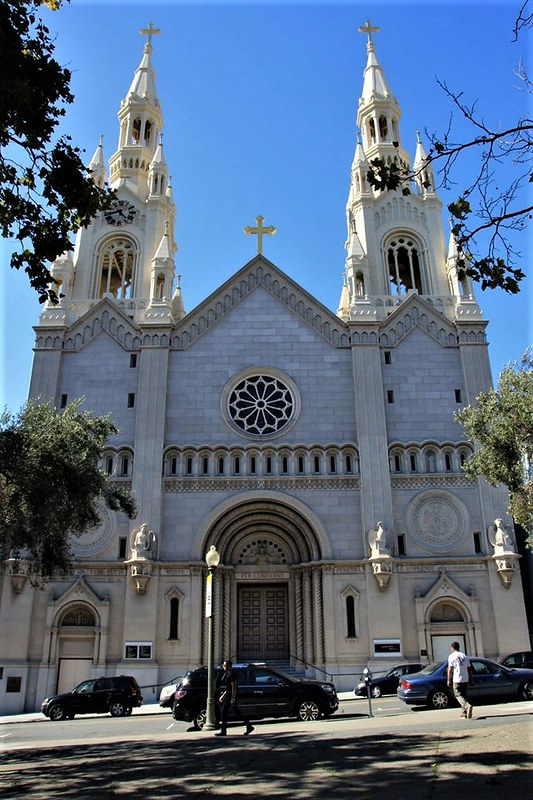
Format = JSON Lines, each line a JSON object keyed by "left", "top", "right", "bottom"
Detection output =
{"left": 447, "top": 641, "right": 473, "bottom": 719}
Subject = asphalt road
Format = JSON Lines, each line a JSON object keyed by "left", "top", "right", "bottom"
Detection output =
{"left": 1, "top": 696, "right": 531, "bottom": 799}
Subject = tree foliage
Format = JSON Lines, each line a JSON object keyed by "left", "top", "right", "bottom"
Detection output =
{"left": 0, "top": 0, "right": 113, "bottom": 304}
{"left": 0, "top": 401, "right": 136, "bottom": 582}
{"left": 455, "top": 352, "right": 533, "bottom": 547}
{"left": 366, "top": 6, "right": 531, "bottom": 294}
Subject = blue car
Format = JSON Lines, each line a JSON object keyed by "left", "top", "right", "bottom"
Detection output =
{"left": 397, "top": 657, "right": 533, "bottom": 710}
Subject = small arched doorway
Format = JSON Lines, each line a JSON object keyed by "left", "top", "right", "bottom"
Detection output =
{"left": 56, "top": 603, "right": 97, "bottom": 693}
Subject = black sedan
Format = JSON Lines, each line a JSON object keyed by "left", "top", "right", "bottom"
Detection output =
{"left": 354, "top": 663, "right": 423, "bottom": 698}
{"left": 397, "top": 657, "right": 533, "bottom": 709}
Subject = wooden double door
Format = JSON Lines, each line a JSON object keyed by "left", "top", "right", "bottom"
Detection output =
{"left": 238, "top": 584, "right": 289, "bottom": 661}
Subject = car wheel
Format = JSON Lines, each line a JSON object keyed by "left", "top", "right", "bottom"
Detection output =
{"left": 193, "top": 708, "right": 207, "bottom": 730}
{"left": 428, "top": 689, "right": 452, "bottom": 710}
{"left": 110, "top": 701, "right": 127, "bottom": 717}
{"left": 48, "top": 704, "right": 67, "bottom": 721}
{"left": 296, "top": 699, "right": 320, "bottom": 722}
{"left": 520, "top": 681, "right": 533, "bottom": 701}
{"left": 371, "top": 686, "right": 382, "bottom": 699}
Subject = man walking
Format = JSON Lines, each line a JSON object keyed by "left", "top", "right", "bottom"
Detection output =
{"left": 216, "top": 659, "right": 254, "bottom": 736}
{"left": 447, "top": 641, "right": 473, "bottom": 719}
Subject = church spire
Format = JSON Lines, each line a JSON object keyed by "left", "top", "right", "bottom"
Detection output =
{"left": 108, "top": 24, "right": 164, "bottom": 195}
{"left": 338, "top": 20, "right": 471, "bottom": 322}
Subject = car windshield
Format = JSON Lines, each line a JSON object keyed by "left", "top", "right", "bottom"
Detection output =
{"left": 416, "top": 661, "right": 445, "bottom": 675}
{"left": 263, "top": 666, "right": 294, "bottom": 682}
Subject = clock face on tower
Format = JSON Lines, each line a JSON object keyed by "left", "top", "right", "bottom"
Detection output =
{"left": 104, "top": 199, "right": 136, "bottom": 225}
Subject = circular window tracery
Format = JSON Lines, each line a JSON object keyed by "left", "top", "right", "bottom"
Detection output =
{"left": 228, "top": 374, "right": 295, "bottom": 436}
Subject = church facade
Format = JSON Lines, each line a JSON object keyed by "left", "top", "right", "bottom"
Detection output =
{"left": 1, "top": 25, "right": 530, "bottom": 713}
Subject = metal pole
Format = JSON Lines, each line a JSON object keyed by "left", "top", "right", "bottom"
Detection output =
{"left": 204, "top": 567, "right": 217, "bottom": 730}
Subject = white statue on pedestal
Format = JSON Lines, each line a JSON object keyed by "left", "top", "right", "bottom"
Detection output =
{"left": 368, "top": 521, "right": 391, "bottom": 558}
{"left": 488, "top": 519, "right": 515, "bottom": 555}
{"left": 131, "top": 523, "right": 156, "bottom": 558}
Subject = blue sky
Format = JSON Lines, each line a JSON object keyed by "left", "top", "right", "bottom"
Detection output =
{"left": 1, "top": 0, "right": 530, "bottom": 412}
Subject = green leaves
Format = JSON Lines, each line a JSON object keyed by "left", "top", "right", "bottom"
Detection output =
{"left": 0, "top": 1, "right": 113, "bottom": 303}
{"left": 455, "top": 352, "right": 533, "bottom": 546}
{"left": 0, "top": 400, "right": 136, "bottom": 581}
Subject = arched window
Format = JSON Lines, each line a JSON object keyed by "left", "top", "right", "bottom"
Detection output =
{"left": 425, "top": 451, "right": 437, "bottom": 473}
{"left": 170, "top": 456, "right": 177, "bottom": 476}
{"left": 368, "top": 118, "right": 376, "bottom": 144}
{"left": 132, "top": 117, "right": 141, "bottom": 144}
{"left": 97, "top": 238, "right": 136, "bottom": 299}
{"left": 445, "top": 452, "right": 452, "bottom": 472}
{"left": 144, "top": 119, "right": 153, "bottom": 146}
{"left": 169, "top": 597, "right": 179, "bottom": 640}
{"left": 218, "top": 456, "right": 225, "bottom": 475}
{"left": 379, "top": 116, "right": 388, "bottom": 140}
{"left": 105, "top": 455, "right": 114, "bottom": 476}
{"left": 386, "top": 236, "right": 423, "bottom": 294}
{"left": 120, "top": 456, "right": 130, "bottom": 476}
{"left": 355, "top": 271, "right": 366, "bottom": 297}
{"left": 346, "top": 596, "right": 356, "bottom": 638}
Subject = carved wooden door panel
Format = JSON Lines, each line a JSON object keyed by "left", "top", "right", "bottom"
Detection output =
{"left": 238, "top": 585, "right": 289, "bottom": 661}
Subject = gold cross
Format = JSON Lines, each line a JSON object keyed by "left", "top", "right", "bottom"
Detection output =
{"left": 140, "top": 22, "right": 161, "bottom": 46}
{"left": 358, "top": 20, "right": 380, "bottom": 45}
{"left": 243, "top": 215, "right": 276, "bottom": 255}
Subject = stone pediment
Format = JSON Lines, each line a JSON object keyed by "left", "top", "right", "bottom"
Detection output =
{"left": 377, "top": 295, "right": 458, "bottom": 349}
{"left": 171, "top": 256, "right": 350, "bottom": 350}
{"left": 62, "top": 298, "right": 142, "bottom": 353}
{"left": 51, "top": 576, "right": 108, "bottom": 607}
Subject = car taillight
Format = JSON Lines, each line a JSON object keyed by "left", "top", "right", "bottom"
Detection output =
{"left": 400, "top": 679, "right": 412, "bottom": 689}
{"left": 175, "top": 689, "right": 187, "bottom": 700}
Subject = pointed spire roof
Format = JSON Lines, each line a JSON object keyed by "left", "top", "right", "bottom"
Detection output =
{"left": 88, "top": 135, "right": 106, "bottom": 186}
{"left": 127, "top": 41, "right": 159, "bottom": 106}
{"left": 150, "top": 133, "right": 166, "bottom": 168}
{"left": 153, "top": 222, "right": 173, "bottom": 261}
{"left": 358, "top": 21, "right": 393, "bottom": 103}
{"left": 172, "top": 274, "right": 186, "bottom": 320}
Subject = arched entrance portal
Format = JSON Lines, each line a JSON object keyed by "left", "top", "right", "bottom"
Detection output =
{"left": 201, "top": 497, "right": 326, "bottom": 668}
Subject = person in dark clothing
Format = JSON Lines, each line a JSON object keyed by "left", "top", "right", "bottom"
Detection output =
{"left": 216, "top": 659, "right": 254, "bottom": 736}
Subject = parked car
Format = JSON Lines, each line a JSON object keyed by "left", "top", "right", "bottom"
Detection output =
{"left": 172, "top": 662, "right": 339, "bottom": 729}
{"left": 159, "top": 677, "right": 183, "bottom": 709}
{"left": 397, "top": 657, "right": 533, "bottom": 709}
{"left": 500, "top": 651, "right": 533, "bottom": 670}
{"left": 41, "top": 675, "right": 143, "bottom": 721}
{"left": 355, "top": 663, "right": 423, "bottom": 698}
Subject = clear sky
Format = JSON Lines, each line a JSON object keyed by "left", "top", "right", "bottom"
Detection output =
{"left": 1, "top": 0, "right": 530, "bottom": 413}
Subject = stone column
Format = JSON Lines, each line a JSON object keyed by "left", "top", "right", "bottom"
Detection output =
{"left": 302, "top": 568, "right": 314, "bottom": 664}
{"left": 312, "top": 567, "right": 325, "bottom": 665}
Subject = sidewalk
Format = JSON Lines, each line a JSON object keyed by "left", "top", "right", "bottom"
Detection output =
{"left": 1, "top": 703, "right": 531, "bottom": 799}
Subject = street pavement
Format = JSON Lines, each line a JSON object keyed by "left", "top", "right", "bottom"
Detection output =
{"left": 0, "top": 696, "right": 531, "bottom": 799}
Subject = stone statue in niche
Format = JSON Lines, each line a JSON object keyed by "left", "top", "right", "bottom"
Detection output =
{"left": 488, "top": 519, "right": 515, "bottom": 554}
{"left": 368, "top": 521, "right": 391, "bottom": 558}
{"left": 131, "top": 523, "right": 156, "bottom": 558}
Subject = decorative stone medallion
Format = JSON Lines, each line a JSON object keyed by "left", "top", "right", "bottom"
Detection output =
{"left": 70, "top": 502, "right": 116, "bottom": 557}
{"left": 406, "top": 490, "right": 469, "bottom": 553}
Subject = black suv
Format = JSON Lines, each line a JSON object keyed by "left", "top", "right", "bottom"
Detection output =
{"left": 41, "top": 675, "right": 143, "bottom": 721}
{"left": 172, "top": 663, "right": 338, "bottom": 729}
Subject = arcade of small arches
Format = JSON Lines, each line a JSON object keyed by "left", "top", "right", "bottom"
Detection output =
{"left": 388, "top": 442, "right": 474, "bottom": 475}
{"left": 162, "top": 444, "right": 360, "bottom": 479}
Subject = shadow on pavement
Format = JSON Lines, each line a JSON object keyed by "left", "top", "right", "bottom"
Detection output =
{"left": 2, "top": 725, "right": 531, "bottom": 799}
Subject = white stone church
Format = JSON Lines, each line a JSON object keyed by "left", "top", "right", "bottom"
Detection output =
{"left": 1, "top": 23, "right": 530, "bottom": 713}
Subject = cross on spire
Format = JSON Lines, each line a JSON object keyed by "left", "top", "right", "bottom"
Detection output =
{"left": 243, "top": 215, "right": 276, "bottom": 255}
{"left": 140, "top": 22, "right": 161, "bottom": 46}
{"left": 358, "top": 19, "right": 380, "bottom": 45}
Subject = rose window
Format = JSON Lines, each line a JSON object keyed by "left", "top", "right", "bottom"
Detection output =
{"left": 228, "top": 374, "right": 294, "bottom": 435}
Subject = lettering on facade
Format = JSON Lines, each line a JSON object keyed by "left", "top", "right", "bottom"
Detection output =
{"left": 235, "top": 572, "right": 290, "bottom": 581}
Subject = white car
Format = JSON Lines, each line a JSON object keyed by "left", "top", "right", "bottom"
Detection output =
{"left": 159, "top": 679, "right": 181, "bottom": 709}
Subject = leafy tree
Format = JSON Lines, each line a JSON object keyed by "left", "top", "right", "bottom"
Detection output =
{"left": 455, "top": 352, "right": 533, "bottom": 547}
{"left": 0, "top": 0, "right": 113, "bottom": 304}
{"left": 0, "top": 400, "right": 136, "bottom": 582}
{"left": 366, "top": 4, "right": 531, "bottom": 294}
